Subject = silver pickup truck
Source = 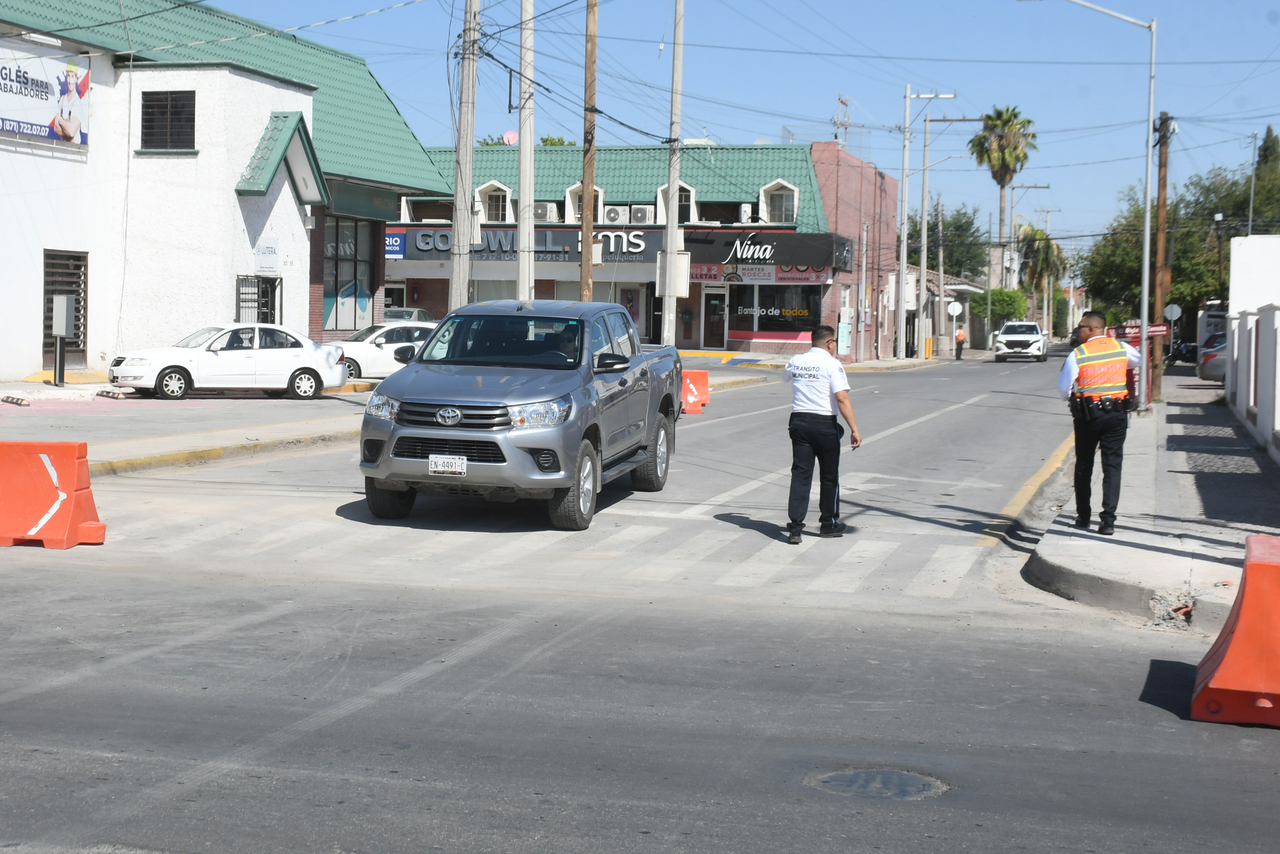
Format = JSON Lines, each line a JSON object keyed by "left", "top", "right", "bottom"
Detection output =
{"left": 359, "top": 300, "right": 682, "bottom": 530}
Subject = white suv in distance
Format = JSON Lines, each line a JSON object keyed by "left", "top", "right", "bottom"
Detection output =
{"left": 994, "top": 322, "right": 1048, "bottom": 363}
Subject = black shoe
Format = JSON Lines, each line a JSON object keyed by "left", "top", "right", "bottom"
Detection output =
{"left": 819, "top": 522, "right": 847, "bottom": 538}
{"left": 1074, "top": 517, "right": 1090, "bottom": 530}
{"left": 787, "top": 529, "right": 803, "bottom": 545}
{"left": 1097, "top": 522, "right": 1115, "bottom": 536}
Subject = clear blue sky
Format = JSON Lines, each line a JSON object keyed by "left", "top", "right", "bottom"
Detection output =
{"left": 210, "top": 0, "right": 1280, "bottom": 249}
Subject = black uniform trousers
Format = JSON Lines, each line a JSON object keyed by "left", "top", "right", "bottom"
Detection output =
{"left": 1073, "top": 409, "right": 1128, "bottom": 526}
{"left": 787, "top": 412, "right": 842, "bottom": 532}
{"left": 955, "top": 341, "right": 965, "bottom": 360}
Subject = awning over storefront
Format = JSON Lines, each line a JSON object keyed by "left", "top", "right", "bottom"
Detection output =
{"left": 236, "top": 112, "right": 329, "bottom": 206}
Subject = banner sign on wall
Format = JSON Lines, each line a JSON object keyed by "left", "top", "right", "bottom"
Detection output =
{"left": 0, "top": 39, "right": 90, "bottom": 145}
{"left": 394, "top": 226, "right": 664, "bottom": 264}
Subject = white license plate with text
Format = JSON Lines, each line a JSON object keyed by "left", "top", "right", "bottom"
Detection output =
{"left": 429, "top": 454, "right": 467, "bottom": 476}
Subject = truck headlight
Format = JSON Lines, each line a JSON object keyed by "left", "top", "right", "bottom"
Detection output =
{"left": 508, "top": 394, "right": 573, "bottom": 429}
{"left": 123, "top": 357, "right": 150, "bottom": 366}
{"left": 365, "top": 392, "right": 401, "bottom": 421}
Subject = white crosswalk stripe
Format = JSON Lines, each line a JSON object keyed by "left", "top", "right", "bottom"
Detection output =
{"left": 805, "top": 539, "right": 900, "bottom": 593}
{"left": 903, "top": 544, "right": 984, "bottom": 598}
{"left": 570, "top": 525, "right": 668, "bottom": 562}
{"left": 714, "top": 536, "right": 818, "bottom": 587}
{"left": 624, "top": 528, "right": 742, "bottom": 582}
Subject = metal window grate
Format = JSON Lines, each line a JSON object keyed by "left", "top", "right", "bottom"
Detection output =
{"left": 141, "top": 91, "right": 195, "bottom": 149}
{"left": 43, "top": 250, "right": 87, "bottom": 369}
{"left": 236, "top": 276, "right": 280, "bottom": 324}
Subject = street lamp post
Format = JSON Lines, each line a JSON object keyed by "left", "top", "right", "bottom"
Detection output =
{"left": 1024, "top": 0, "right": 1156, "bottom": 409}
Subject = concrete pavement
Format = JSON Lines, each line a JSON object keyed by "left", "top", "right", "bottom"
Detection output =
{"left": 1025, "top": 365, "right": 1280, "bottom": 633}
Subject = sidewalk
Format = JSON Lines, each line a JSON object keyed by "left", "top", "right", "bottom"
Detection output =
{"left": 1, "top": 372, "right": 765, "bottom": 477}
{"left": 680, "top": 350, "right": 974, "bottom": 372}
{"left": 1025, "top": 366, "right": 1280, "bottom": 633}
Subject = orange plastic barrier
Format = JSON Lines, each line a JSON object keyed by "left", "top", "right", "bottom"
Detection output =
{"left": 1191, "top": 535, "right": 1280, "bottom": 726}
{"left": 0, "top": 442, "right": 106, "bottom": 549}
{"left": 682, "top": 370, "right": 710, "bottom": 415}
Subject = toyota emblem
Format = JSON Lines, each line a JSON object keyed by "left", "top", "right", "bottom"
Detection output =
{"left": 436, "top": 406, "right": 462, "bottom": 426}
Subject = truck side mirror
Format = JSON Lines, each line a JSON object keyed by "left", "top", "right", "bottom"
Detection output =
{"left": 595, "top": 352, "right": 630, "bottom": 373}
{"left": 393, "top": 345, "right": 416, "bottom": 364}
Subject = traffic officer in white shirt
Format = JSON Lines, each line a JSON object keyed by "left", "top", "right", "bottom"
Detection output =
{"left": 784, "top": 324, "right": 862, "bottom": 544}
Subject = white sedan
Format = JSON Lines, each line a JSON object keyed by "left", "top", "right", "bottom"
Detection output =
{"left": 339, "top": 322, "right": 436, "bottom": 381}
{"left": 109, "top": 324, "right": 346, "bottom": 400}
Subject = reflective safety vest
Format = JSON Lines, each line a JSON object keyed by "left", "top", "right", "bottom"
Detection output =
{"left": 1074, "top": 336, "right": 1129, "bottom": 399}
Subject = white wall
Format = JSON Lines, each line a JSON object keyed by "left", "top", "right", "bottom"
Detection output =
{"left": 0, "top": 47, "right": 315, "bottom": 381}
{"left": 1228, "top": 235, "right": 1280, "bottom": 316}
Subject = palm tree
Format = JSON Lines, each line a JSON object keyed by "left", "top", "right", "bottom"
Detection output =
{"left": 1018, "top": 223, "right": 1065, "bottom": 332}
{"left": 968, "top": 106, "right": 1037, "bottom": 252}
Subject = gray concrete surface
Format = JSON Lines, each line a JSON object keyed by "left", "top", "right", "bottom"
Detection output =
{"left": 4, "top": 355, "right": 1276, "bottom": 852}
{"left": 1025, "top": 365, "right": 1280, "bottom": 633}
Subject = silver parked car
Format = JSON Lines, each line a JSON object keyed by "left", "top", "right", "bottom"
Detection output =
{"left": 1196, "top": 332, "right": 1226, "bottom": 382}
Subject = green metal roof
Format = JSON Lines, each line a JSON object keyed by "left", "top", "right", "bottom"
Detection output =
{"left": 0, "top": 0, "right": 434, "bottom": 192}
{"left": 420, "top": 144, "right": 829, "bottom": 233}
{"left": 236, "top": 111, "right": 329, "bottom": 205}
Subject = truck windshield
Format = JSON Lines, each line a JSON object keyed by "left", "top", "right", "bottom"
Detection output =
{"left": 418, "top": 316, "right": 583, "bottom": 369}
{"left": 1002, "top": 324, "right": 1039, "bottom": 336}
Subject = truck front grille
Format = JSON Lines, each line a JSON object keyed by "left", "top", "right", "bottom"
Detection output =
{"left": 396, "top": 402, "right": 511, "bottom": 429}
{"left": 391, "top": 437, "right": 507, "bottom": 464}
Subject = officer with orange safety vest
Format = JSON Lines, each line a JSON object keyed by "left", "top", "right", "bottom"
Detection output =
{"left": 1058, "top": 310, "right": 1142, "bottom": 536}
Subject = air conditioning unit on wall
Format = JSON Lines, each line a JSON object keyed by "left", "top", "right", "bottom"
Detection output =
{"left": 630, "top": 205, "right": 655, "bottom": 225}
{"left": 603, "top": 205, "right": 630, "bottom": 225}
{"left": 532, "top": 202, "right": 559, "bottom": 222}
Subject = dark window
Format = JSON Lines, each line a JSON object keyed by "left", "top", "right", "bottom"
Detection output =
{"left": 43, "top": 250, "right": 88, "bottom": 370}
{"left": 756, "top": 285, "right": 821, "bottom": 333}
{"left": 236, "top": 276, "right": 280, "bottom": 324}
{"left": 141, "top": 91, "right": 195, "bottom": 149}
{"left": 323, "top": 217, "right": 373, "bottom": 330}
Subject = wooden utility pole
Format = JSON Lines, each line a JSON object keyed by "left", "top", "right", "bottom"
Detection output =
{"left": 449, "top": 0, "right": 482, "bottom": 310}
{"left": 1152, "top": 111, "right": 1173, "bottom": 400}
{"left": 579, "top": 0, "right": 598, "bottom": 303}
{"left": 660, "top": 0, "right": 684, "bottom": 346}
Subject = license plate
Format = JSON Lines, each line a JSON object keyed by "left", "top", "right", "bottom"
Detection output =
{"left": 429, "top": 454, "right": 467, "bottom": 477}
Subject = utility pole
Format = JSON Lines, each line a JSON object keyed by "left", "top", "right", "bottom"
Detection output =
{"left": 449, "top": 0, "right": 482, "bottom": 311}
{"left": 516, "top": 0, "right": 535, "bottom": 302}
{"left": 1035, "top": 206, "right": 1061, "bottom": 337}
{"left": 919, "top": 112, "right": 930, "bottom": 359}
{"left": 1249, "top": 129, "right": 1259, "bottom": 236}
{"left": 660, "top": 0, "right": 683, "bottom": 347}
{"left": 859, "top": 220, "right": 869, "bottom": 362}
{"left": 986, "top": 214, "right": 993, "bottom": 349}
{"left": 896, "top": 84, "right": 911, "bottom": 360}
{"left": 579, "top": 0, "right": 598, "bottom": 303}
{"left": 936, "top": 195, "right": 945, "bottom": 357}
{"left": 1151, "top": 112, "right": 1173, "bottom": 399}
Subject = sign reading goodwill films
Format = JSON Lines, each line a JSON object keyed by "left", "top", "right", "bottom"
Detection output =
{"left": 0, "top": 39, "right": 90, "bottom": 146}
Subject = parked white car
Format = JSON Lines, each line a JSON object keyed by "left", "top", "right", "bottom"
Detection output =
{"left": 994, "top": 322, "right": 1048, "bottom": 362}
{"left": 339, "top": 322, "right": 437, "bottom": 381}
{"left": 109, "top": 323, "right": 346, "bottom": 400}
{"left": 383, "top": 307, "right": 436, "bottom": 323}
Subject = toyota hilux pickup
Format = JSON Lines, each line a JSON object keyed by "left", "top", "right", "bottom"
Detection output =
{"left": 359, "top": 300, "right": 682, "bottom": 530}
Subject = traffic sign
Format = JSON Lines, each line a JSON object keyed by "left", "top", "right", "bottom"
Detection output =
{"left": 1164, "top": 304, "right": 1182, "bottom": 322}
{"left": 947, "top": 302, "right": 963, "bottom": 317}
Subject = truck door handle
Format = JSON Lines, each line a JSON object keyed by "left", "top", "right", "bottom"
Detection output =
{"left": 619, "top": 378, "right": 629, "bottom": 388}
{"left": 639, "top": 368, "right": 649, "bottom": 378}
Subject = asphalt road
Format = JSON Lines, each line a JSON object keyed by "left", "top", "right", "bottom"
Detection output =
{"left": 3, "top": 353, "right": 1276, "bottom": 853}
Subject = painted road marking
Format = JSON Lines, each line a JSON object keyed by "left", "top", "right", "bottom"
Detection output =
{"left": 976, "top": 432, "right": 1073, "bottom": 547}
{"left": 805, "top": 540, "right": 899, "bottom": 593}
{"left": 903, "top": 544, "right": 985, "bottom": 598}
{"left": 714, "top": 536, "right": 818, "bottom": 587}
{"left": 625, "top": 528, "right": 743, "bottom": 582}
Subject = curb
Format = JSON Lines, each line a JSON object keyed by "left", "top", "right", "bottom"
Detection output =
{"left": 708, "top": 375, "right": 769, "bottom": 391}
{"left": 88, "top": 429, "right": 359, "bottom": 478}
{"left": 322, "top": 381, "right": 376, "bottom": 395}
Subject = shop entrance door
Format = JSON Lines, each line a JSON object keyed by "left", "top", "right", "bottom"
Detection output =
{"left": 618, "top": 286, "right": 644, "bottom": 339}
{"left": 702, "top": 287, "right": 727, "bottom": 350}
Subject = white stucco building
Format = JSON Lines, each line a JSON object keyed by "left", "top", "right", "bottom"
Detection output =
{"left": 0, "top": 2, "right": 436, "bottom": 382}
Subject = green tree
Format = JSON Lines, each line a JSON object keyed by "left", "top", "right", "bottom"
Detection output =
{"left": 478, "top": 134, "right": 507, "bottom": 146}
{"left": 1260, "top": 125, "right": 1279, "bottom": 170}
{"left": 906, "top": 203, "right": 988, "bottom": 279}
{"left": 540, "top": 135, "right": 575, "bottom": 146}
{"left": 968, "top": 106, "right": 1037, "bottom": 248}
{"left": 970, "top": 288, "right": 1027, "bottom": 326}
{"left": 1018, "top": 223, "right": 1066, "bottom": 333}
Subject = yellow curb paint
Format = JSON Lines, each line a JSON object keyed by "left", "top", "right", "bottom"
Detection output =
{"left": 22, "top": 371, "right": 109, "bottom": 384}
{"left": 321, "top": 381, "right": 376, "bottom": 395}
{"left": 976, "top": 432, "right": 1074, "bottom": 547}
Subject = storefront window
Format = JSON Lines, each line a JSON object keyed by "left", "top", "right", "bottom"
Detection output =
{"left": 757, "top": 285, "right": 820, "bottom": 333}
{"left": 729, "top": 284, "right": 756, "bottom": 334}
{"left": 323, "top": 217, "right": 374, "bottom": 330}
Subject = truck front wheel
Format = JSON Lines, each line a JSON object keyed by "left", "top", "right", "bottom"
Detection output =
{"left": 548, "top": 439, "right": 599, "bottom": 530}
{"left": 365, "top": 477, "right": 416, "bottom": 519}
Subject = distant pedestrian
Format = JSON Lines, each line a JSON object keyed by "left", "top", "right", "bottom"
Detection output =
{"left": 955, "top": 325, "right": 966, "bottom": 360}
{"left": 784, "top": 325, "right": 862, "bottom": 544}
{"left": 1059, "top": 311, "right": 1141, "bottom": 536}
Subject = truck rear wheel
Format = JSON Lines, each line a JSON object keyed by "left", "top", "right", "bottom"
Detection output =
{"left": 631, "top": 415, "right": 671, "bottom": 492}
{"left": 365, "top": 477, "right": 416, "bottom": 519}
{"left": 548, "top": 439, "right": 598, "bottom": 530}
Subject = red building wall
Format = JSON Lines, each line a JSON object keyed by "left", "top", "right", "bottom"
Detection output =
{"left": 810, "top": 142, "right": 899, "bottom": 362}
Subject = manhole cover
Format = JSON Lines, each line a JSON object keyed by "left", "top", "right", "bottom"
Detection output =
{"left": 807, "top": 769, "right": 948, "bottom": 800}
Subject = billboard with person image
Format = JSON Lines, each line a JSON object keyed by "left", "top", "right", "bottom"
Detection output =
{"left": 0, "top": 39, "right": 90, "bottom": 146}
